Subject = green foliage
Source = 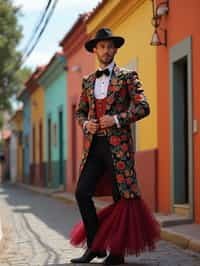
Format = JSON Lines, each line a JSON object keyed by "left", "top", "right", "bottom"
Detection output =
{"left": 0, "top": 0, "right": 29, "bottom": 111}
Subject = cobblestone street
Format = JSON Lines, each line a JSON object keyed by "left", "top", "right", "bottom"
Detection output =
{"left": 0, "top": 184, "right": 200, "bottom": 266}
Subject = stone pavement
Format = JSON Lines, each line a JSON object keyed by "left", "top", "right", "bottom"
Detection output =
{"left": 17, "top": 183, "right": 200, "bottom": 253}
{"left": 0, "top": 183, "right": 200, "bottom": 266}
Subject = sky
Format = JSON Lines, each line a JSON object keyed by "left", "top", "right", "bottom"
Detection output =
{"left": 14, "top": 0, "right": 101, "bottom": 69}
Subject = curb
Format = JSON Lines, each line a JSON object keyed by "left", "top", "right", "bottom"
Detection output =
{"left": 0, "top": 217, "right": 5, "bottom": 255}
{"left": 0, "top": 217, "right": 3, "bottom": 243}
{"left": 161, "top": 228, "right": 200, "bottom": 253}
{"left": 16, "top": 183, "right": 200, "bottom": 254}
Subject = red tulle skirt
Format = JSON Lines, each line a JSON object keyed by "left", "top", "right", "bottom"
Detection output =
{"left": 69, "top": 197, "right": 161, "bottom": 256}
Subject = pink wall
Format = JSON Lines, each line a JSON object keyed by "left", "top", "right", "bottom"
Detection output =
{"left": 60, "top": 16, "right": 96, "bottom": 192}
{"left": 66, "top": 47, "right": 95, "bottom": 192}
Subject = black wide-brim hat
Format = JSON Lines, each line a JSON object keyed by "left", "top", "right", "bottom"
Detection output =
{"left": 85, "top": 28, "right": 125, "bottom": 53}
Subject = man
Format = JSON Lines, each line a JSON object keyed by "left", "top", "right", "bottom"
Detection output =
{"left": 70, "top": 28, "right": 160, "bottom": 265}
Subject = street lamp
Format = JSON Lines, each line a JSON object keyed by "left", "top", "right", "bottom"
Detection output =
{"left": 150, "top": 0, "right": 169, "bottom": 47}
{"left": 156, "top": 0, "right": 169, "bottom": 17}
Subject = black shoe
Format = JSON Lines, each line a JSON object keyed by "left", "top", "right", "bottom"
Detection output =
{"left": 70, "top": 248, "right": 107, "bottom": 263}
{"left": 103, "top": 254, "right": 125, "bottom": 265}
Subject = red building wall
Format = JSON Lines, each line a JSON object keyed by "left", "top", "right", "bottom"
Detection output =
{"left": 157, "top": 0, "right": 200, "bottom": 222}
{"left": 60, "top": 15, "right": 95, "bottom": 192}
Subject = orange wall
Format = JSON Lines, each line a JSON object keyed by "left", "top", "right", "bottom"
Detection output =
{"left": 157, "top": 0, "right": 200, "bottom": 222}
{"left": 66, "top": 47, "right": 95, "bottom": 192}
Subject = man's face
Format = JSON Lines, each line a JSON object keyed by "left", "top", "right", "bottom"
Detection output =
{"left": 93, "top": 40, "right": 117, "bottom": 65}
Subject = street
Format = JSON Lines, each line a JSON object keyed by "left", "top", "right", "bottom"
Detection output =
{"left": 0, "top": 184, "right": 200, "bottom": 266}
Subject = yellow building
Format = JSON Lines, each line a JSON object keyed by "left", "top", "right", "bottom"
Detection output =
{"left": 10, "top": 109, "right": 23, "bottom": 183}
{"left": 27, "top": 67, "right": 46, "bottom": 186}
{"left": 87, "top": 0, "right": 158, "bottom": 210}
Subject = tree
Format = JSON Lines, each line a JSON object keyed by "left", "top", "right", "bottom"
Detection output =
{"left": 0, "top": 0, "right": 29, "bottom": 111}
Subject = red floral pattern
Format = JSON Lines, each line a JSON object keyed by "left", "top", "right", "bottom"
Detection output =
{"left": 76, "top": 65, "right": 150, "bottom": 199}
{"left": 110, "top": 136, "right": 120, "bottom": 146}
{"left": 117, "top": 161, "right": 125, "bottom": 170}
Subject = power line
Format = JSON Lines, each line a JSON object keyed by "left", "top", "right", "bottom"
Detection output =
{"left": 21, "top": 0, "right": 59, "bottom": 65}
{"left": 22, "top": 0, "right": 52, "bottom": 56}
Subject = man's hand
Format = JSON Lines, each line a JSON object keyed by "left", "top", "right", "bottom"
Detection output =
{"left": 99, "top": 115, "right": 115, "bottom": 129}
{"left": 86, "top": 119, "right": 99, "bottom": 134}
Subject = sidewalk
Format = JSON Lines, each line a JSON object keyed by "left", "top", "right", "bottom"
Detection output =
{"left": 0, "top": 217, "right": 3, "bottom": 249}
{"left": 16, "top": 182, "right": 200, "bottom": 254}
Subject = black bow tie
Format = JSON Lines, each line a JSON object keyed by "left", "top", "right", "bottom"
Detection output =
{"left": 95, "top": 68, "right": 110, "bottom": 78}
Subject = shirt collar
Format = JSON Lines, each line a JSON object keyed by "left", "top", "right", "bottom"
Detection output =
{"left": 98, "top": 60, "right": 115, "bottom": 72}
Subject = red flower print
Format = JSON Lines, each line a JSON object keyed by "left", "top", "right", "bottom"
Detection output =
{"left": 107, "top": 96, "right": 114, "bottom": 104}
{"left": 110, "top": 136, "right": 120, "bottom": 146}
{"left": 111, "top": 86, "right": 117, "bottom": 92}
{"left": 135, "top": 94, "right": 144, "bottom": 100}
{"left": 134, "top": 94, "right": 144, "bottom": 104}
{"left": 121, "top": 143, "right": 128, "bottom": 151}
{"left": 116, "top": 174, "right": 125, "bottom": 183}
{"left": 117, "top": 161, "right": 125, "bottom": 170}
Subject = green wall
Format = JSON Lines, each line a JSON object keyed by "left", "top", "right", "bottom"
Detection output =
{"left": 39, "top": 55, "right": 67, "bottom": 189}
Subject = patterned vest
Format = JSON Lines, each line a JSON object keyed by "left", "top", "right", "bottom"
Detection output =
{"left": 95, "top": 97, "right": 107, "bottom": 132}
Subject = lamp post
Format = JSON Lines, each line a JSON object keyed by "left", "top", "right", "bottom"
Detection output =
{"left": 150, "top": 0, "right": 169, "bottom": 47}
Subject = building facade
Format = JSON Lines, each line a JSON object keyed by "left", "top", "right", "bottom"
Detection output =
{"left": 18, "top": 89, "right": 31, "bottom": 184}
{"left": 26, "top": 67, "right": 46, "bottom": 187}
{"left": 156, "top": 0, "right": 200, "bottom": 223}
{"left": 60, "top": 14, "right": 96, "bottom": 192}
{"left": 9, "top": 109, "right": 23, "bottom": 183}
{"left": 38, "top": 53, "right": 67, "bottom": 189}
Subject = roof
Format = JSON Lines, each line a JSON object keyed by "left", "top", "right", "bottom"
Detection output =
{"left": 36, "top": 51, "right": 65, "bottom": 80}
{"left": 87, "top": 0, "right": 108, "bottom": 23}
{"left": 24, "top": 65, "right": 46, "bottom": 87}
{"left": 59, "top": 13, "right": 89, "bottom": 46}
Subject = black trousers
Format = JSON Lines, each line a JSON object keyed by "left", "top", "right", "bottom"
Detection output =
{"left": 75, "top": 135, "right": 120, "bottom": 248}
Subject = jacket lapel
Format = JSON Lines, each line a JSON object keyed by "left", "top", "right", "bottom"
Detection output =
{"left": 87, "top": 64, "right": 121, "bottom": 113}
{"left": 106, "top": 64, "right": 121, "bottom": 111}
{"left": 87, "top": 73, "right": 96, "bottom": 118}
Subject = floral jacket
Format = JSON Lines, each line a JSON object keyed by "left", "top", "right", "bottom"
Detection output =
{"left": 76, "top": 64, "right": 150, "bottom": 199}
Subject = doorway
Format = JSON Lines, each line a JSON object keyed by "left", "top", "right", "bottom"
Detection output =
{"left": 39, "top": 121, "right": 43, "bottom": 186}
{"left": 32, "top": 126, "right": 36, "bottom": 185}
{"left": 170, "top": 36, "right": 193, "bottom": 218}
{"left": 47, "top": 116, "right": 52, "bottom": 187}
{"left": 173, "top": 57, "right": 188, "bottom": 204}
{"left": 58, "top": 109, "right": 64, "bottom": 186}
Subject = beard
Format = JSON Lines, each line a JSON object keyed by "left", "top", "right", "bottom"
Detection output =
{"left": 98, "top": 54, "right": 114, "bottom": 66}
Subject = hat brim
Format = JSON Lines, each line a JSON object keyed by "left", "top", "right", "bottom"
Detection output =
{"left": 85, "top": 36, "right": 125, "bottom": 53}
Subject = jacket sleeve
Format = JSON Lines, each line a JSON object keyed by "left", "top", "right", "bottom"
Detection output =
{"left": 116, "top": 71, "right": 150, "bottom": 127}
{"left": 75, "top": 78, "right": 89, "bottom": 129}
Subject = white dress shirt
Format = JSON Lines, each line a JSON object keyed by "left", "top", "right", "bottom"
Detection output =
{"left": 83, "top": 60, "right": 120, "bottom": 130}
{"left": 94, "top": 60, "right": 115, "bottom": 99}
